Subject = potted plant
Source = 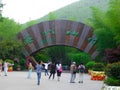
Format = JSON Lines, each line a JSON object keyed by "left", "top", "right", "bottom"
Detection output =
{"left": 102, "top": 62, "right": 120, "bottom": 90}
{"left": 86, "top": 61, "right": 95, "bottom": 75}
{"left": 5, "top": 59, "right": 14, "bottom": 72}
{"left": 91, "top": 62, "right": 105, "bottom": 80}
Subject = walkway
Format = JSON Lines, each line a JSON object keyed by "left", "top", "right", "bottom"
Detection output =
{"left": 0, "top": 71, "right": 103, "bottom": 90}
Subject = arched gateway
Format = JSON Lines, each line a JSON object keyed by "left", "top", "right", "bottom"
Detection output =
{"left": 18, "top": 20, "right": 98, "bottom": 63}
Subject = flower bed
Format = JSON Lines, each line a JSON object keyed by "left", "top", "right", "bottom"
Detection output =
{"left": 88, "top": 70, "right": 92, "bottom": 75}
{"left": 91, "top": 71, "right": 105, "bottom": 80}
{"left": 8, "top": 66, "right": 13, "bottom": 72}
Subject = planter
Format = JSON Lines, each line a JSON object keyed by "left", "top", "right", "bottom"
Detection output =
{"left": 8, "top": 66, "right": 13, "bottom": 72}
{"left": 88, "top": 70, "right": 92, "bottom": 75}
{"left": 91, "top": 71, "right": 105, "bottom": 80}
{"left": 102, "top": 84, "right": 120, "bottom": 90}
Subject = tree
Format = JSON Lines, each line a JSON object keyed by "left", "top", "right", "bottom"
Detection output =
{"left": 0, "top": 17, "right": 23, "bottom": 61}
{"left": 87, "top": 0, "right": 119, "bottom": 59}
{"left": 106, "top": 0, "right": 120, "bottom": 44}
{"left": 0, "top": 17, "right": 22, "bottom": 40}
{"left": 105, "top": 45, "right": 120, "bottom": 63}
{"left": 0, "top": 1, "right": 4, "bottom": 21}
{"left": 0, "top": 40, "right": 23, "bottom": 60}
{"left": 47, "top": 46, "right": 67, "bottom": 63}
{"left": 48, "top": 12, "right": 57, "bottom": 20}
{"left": 68, "top": 52, "right": 92, "bottom": 66}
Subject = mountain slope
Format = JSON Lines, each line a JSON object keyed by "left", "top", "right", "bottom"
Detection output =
{"left": 35, "top": 0, "right": 109, "bottom": 24}
{"left": 22, "top": 0, "right": 109, "bottom": 29}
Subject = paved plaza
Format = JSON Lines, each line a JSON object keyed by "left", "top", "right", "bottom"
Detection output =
{"left": 0, "top": 71, "right": 103, "bottom": 90}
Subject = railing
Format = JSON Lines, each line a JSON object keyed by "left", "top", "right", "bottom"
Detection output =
{"left": 102, "top": 84, "right": 120, "bottom": 90}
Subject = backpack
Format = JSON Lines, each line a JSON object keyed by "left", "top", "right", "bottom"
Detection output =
{"left": 79, "top": 65, "right": 84, "bottom": 73}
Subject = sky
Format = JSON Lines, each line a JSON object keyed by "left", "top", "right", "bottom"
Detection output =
{"left": 2, "top": 0, "right": 78, "bottom": 24}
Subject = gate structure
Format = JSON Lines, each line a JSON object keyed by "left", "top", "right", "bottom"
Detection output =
{"left": 18, "top": 20, "right": 98, "bottom": 63}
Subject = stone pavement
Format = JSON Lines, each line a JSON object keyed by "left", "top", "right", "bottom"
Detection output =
{"left": 0, "top": 71, "right": 103, "bottom": 90}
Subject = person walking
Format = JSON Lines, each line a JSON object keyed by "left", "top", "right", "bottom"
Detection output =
{"left": 70, "top": 62, "right": 77, "bottom": 83}
{"left": 3, "top": 61, "right": 9, "bottom": 76}
{"left": 49, "top": 62, "right": 56, "bottom": 80}
{"left": 27, "top": 62, "right": 33, "bottom": 79}
{"left": 44, "top": 62, "right": 49, "bottom": 76}
{"left": 56, "top": 62, "right": 62, "bottom": 81}
{"left": 78, "top": 63, "right": 85, "bottom": 83}
{"left": 0, "top": 60, "right": 2, "bottom": 76}
{"left": 36, "top": 60, "right": 43, "bottom": 85}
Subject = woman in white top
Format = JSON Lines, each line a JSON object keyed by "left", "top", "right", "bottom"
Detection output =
{"left": 27, "top": 62, "right": 33, "bottom": 79}
{"left": 56, "top": 62, "right": 62, "bottom": 81}
{"left": 44, "top": 63, "right": 49, "bottom": 76}
{"left": 4, "top": 61, "right": 9, "bottom": 76}
{"left": 78, "top": 63, "right": 85, "bottom": 83}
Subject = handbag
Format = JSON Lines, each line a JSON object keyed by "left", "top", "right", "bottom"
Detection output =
{"left": 59, "top": 67, "right": 63, "bottom": 72}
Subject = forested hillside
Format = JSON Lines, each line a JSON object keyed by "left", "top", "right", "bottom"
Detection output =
{"left": 35, "top": 0, "right": 109, "bottom": 24}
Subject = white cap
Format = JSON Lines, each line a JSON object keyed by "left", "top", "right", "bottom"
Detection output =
{"left": 73, "top": 62, "right": 76, "bottom": 64}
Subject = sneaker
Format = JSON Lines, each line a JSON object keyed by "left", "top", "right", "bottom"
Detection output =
{"left": 70, "top": 81, "right": 75, "bottom": 83}
{"left": 78, "top": 81, "right": 83, "bottom": 83}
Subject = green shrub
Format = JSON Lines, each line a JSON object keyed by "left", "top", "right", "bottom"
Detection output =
{"left": 105, "top": 62, "right": 120, "bottom": 86}
{"left": 105, "top": 62, "right": 120, "bottom": 79}
{"left": 104, "top": 77, "right": 120, "bottom": 86}
{"left": 13, "top": 58, "right": 26, "bottom": 71}
{"left": 86, "top": 61, "right": 95, "bottom": 70}
{"left": 5, "top": 59, "right": 14, "bottom": 64}
{"left": 13, "top": 63, "right": 18, "bottom": 70}
{"left": 92, "top": 62, "right": 105, "bottom": 71}
{"left": 19, "top": 58, "right": 26, "bottom": 70}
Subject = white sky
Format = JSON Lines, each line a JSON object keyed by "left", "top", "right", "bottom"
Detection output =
{"left": 2, "top": 0, "right": 78, "bottom": 24}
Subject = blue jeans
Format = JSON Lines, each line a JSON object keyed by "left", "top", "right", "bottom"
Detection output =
{"left": 45, "top": 69, "right": 49, "bottom": 76}
{"left": 37, "top": 73, "right": 41, "bottom": 85}
{"left": 70, "top": 73, "right": 76, "bottom": 83}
